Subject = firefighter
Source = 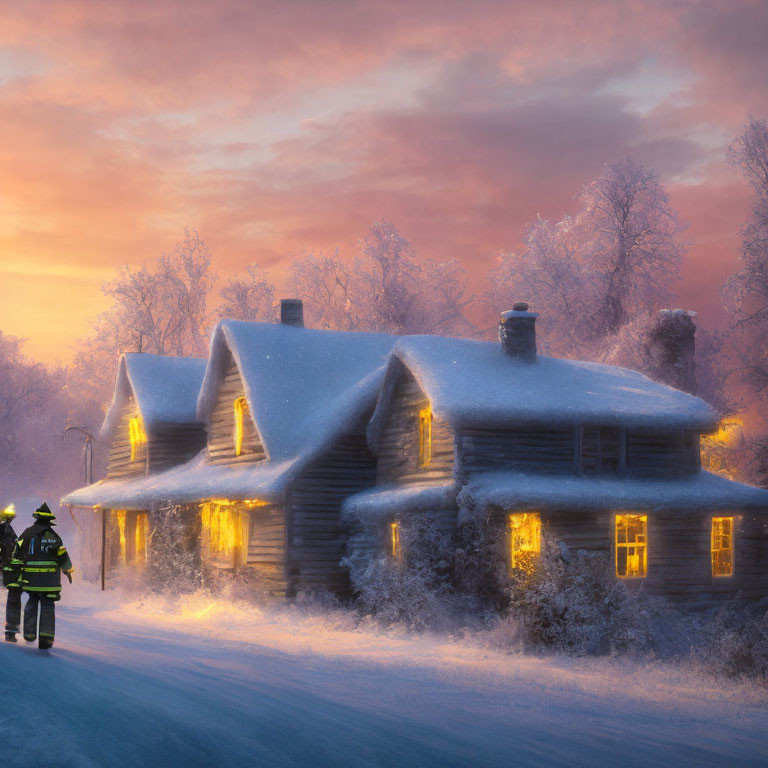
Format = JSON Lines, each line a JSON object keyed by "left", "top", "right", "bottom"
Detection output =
{"left": 13, "top": 502, "right": 73, "bottom": 650}
{"left": 1, "top": 504, "right": 22, "bottom": 642}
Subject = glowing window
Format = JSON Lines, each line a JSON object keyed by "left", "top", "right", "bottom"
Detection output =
{"left": 712, "top": 517, "right": 734, "bottom": 577}
{"left": 390, "top": 521, "right": 401, "bottom": 559}
{"left": 129, "top": 417, "right": 147, "bottom": 462}
{"left": 234, "top": 397, "right": 248, "bottom": 456}
{"left": 201, "top": 501, "right": 249, "bottom": 568}
{"left": 115, "top": 510, "right": 127, "bottom": 565}
{"left": 418, "top": 406, "right": 432, "bottom": 467}
{"left": 508, "top": 512, "right": 541, "bottom": 573}
{"left": 135, "top": 512, "right": 150, "bottom": 565}
{"left": 615, "top": 514, "right": 647, "bottom": 578}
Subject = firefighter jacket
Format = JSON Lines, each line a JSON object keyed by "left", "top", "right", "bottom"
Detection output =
{"left": 1, "top": 520, "right": 19, "bottom": 587}
{"left": 13, "top": 522, "right": 73, "bottom": 598}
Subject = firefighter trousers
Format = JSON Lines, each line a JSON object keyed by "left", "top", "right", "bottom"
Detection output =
{"left": 4, "top": 587, "right": 21, "bottom": 634}
{"left": 23, "top": 593, "right": 55, "bottom": 642}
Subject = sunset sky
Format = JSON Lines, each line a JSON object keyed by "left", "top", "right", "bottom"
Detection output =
{"left": 0, "top": 0, "right": 766, "bottom": 365}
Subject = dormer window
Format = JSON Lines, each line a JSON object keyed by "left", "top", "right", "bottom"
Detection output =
{"left": 129, "top": 417, "right": 147, "bottom": 462}
{"left": 234, "top": 396, "right": 248, "bottom": 456}
{"left": 418, "top": 406, "right": 432, "bottom": 467}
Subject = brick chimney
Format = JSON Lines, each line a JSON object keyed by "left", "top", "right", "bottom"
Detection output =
{"left": 499, "top": 302, "right": 538, "bottom": 362}
{"left": 645, "top": 309, "right": 697, "bottom": 394}
{"left": 280, "top": 298, "right": 304, "bottom": 328}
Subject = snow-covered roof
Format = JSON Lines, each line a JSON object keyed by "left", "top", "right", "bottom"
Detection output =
{"left": 198, "top": 320, "right": 397, "bottom": 461}
{"left": 63, "top": 451, "right": 297, "bottom": 510}
{"left": 342, "top": 483, "right": 456, "bottom": 525}
{"left": 369, "top": 336, "right": 718, "bottom": 448}
{"left": 457, "top": 470, "right": 768, "bottom": 523}
{"left": 101, "top": 353, "right": 208, "bottom": 439}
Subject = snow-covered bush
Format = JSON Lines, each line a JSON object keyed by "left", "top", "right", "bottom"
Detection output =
{"left": 501, "top": 535, "right": 671, "bottom": 657}
{"left": 691, "top": 600, "right": 768, "bottom": 680}
{"left": 344, "top": 512, "right": 476, "bottom": 631}
{"left": 146, "top": 503, "right": 205, "bottom": 594}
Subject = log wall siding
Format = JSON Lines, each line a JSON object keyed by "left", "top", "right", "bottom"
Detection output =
{"left": 106, "top": 394, "right": 148, "bottom": 478}
{"left": 460, "top": 426, "right": 574, "bottom": 475}
{"left": 247, "top": 504, "right": 288, "bottom": 596}
{"left": 288, "top": 433, "right": 378, "bottom": 596}
{"left": 376, "top": 371, "right": 454, "bottom": 486}
{"left": 486, "top": 505, "right": 768, "bottom": 606}
{"left": 626, "top": 429, "right": 700, "bottom": 478}
{"left": 149, "top": 423, "right": 207, "bottom": 473}
{"left": 207, "top": 352, "right": 266, "bottom": 465}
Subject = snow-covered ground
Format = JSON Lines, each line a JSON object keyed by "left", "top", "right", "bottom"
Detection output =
{"left": 2, "top": 582, "right": 768, "bottom": 768}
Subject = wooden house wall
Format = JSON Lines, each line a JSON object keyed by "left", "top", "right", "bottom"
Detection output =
{"left": 375, "top": 369, "right": 454, "bottom": 486}
{"left": 486, "top": 505, "right": 768, "bottom": 606}
{"left": 626, "top": 430, "right": 700, "bottom": 478}
{"left": 247, "top": 504, "right": 288, "bottom": 596}
{"left": 460, "top": 426, "right": 574, "bottom": 475}
{"left": 149, "top": 423, "right": 207, "bottom": 473}
{"left": 288, "top": 433, "right": 378, "bottom": 596}
{"left": 106, "top": 394, "right": 148, "bottom": 479}
{"left": 207, "top": 351, "right": 266, "bottom": 465}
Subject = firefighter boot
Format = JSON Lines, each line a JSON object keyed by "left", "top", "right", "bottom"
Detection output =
{"left": 4, "top": 631, "right": 16, "bottom": 642}
{"left": 38, "top": 635, "right": 53, "bottom": 650}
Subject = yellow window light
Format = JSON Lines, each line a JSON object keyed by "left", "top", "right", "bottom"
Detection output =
{"left": 115, "top": 510, "right": 127, "bottom": 565}
{"left": 615, "top": 514, "right": 647, "bottom": 578}
{"left": 390, "top": 521, "right": 401, "bottom": 559}
{"left": 135, "top": 512, "right": 150, "bottom": 565}
{"left": 129, "top": 417, "right": 147, "bottom": 462}
{"left": 418, "top": 405, "right": 432, "bottom": 467}
{"left": 201, "top": 501, "right": 249, "bottom": 568}
{"left": 508, "top": 512, "right": 541, "bottom": 574}
{"left": 712, "top": 516, "right": 734, "bottom": 578}
{"left": 234, "top": 396, "right": 248, "bottom": 456}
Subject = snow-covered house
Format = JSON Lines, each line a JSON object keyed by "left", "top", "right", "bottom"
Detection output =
{"left": 64, "top": 353, "right": 208, "bottom": 571}
{"left": 343, "top": 305, "right": 768, "bottom": 606}
{"left": 65, "top": 301, "right": 396, "bottom": 596}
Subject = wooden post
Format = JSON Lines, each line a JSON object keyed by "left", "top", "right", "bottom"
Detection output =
{"left": 101, "top": 508, "right": 106, "bottom": 591}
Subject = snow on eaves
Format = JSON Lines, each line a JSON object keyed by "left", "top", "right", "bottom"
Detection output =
{"left": 63, "top": 451, "right": 297, "bottom": 510}
{"left": 197, "top": 320, "right": 397, "bottom": 461}
{"left": 342, "top": 483, "right": 456, "bottom": 525}
{"left": 375, "top": 335, "right": 718, "bottom": 437}
{"left": 457, "top": 470, "right": 768, "bottom": 524}
{"left": 101, "top": 353, "right": 208, "bottom": 439}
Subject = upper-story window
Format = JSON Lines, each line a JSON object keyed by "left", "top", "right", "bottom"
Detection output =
{"left": 234, "top": 396, "right": 248, "bottom": 456}
{"left": 712, "top": 516, "right": 734, "bottom": 577}
{"left": 580, "top": 426, "right": 621, "bottom": 475}
{"left": 615, "top": 513, "right": 647, "bottom": 578}
{"left": 129, "top": 417, "right": 147, "bottom": 462}
{"left": 418, "top": 406, "right": 433, "bottom": 467}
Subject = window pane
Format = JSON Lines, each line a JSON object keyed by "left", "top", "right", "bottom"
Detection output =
{"left": 615, "top": 514, "right": 647, "bottom": 578}
{"left": 712, "top": 517, "right": 734, "bottom": 577}
{"left": 508, "top": 512, "right": 541, "bottom": 574}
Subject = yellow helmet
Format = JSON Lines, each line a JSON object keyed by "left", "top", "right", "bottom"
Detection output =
{"left": 1, "top": 504, "right": 16, "bottom": 520}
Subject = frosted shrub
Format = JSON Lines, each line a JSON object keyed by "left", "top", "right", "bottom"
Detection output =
{"left": 504, "top": 536, "right": 667, "bottom": 656}
{"left": 692, "top": 601, "right": 768, "bottom": 679}
{"left": 345, "top": 513, "right": 465, "bottom": 631}
{"left": 146, "top": 504, "right": 205, "bottom": 594}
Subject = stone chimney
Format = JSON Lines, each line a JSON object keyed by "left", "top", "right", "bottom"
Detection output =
{"left": 645, "top": 309, "right": 697, "bottom": 394}
{"left": 499, "top": 302, "right": 538, "bottom": 362}
{"left": 280, "top": 298, "right": 304, "bottom": 328}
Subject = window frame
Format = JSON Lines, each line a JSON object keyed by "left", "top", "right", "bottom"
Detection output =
{"left": 418, "top": 405, "right": 433, "bottom": 468}
{"left": 508, "top": 511, "right": 542, "bottom": 575}
{"left": 711, "top": 515, "right": 735, "bottom": 578}
{"left": 615, "top": 513, "right": 648, "bottom": 579}
{"left": 234, "top": 396, "right": 248, "bottom": 457}
{"left": 128, "top": 416, "right": 147, "bottom": 462}
{"left": 389, "top": 521, "right": 401, "bottom": 559}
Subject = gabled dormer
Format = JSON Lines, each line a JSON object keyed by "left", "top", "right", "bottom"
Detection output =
{"left": 101, "top": 353, "right": 208, "bottom": 478}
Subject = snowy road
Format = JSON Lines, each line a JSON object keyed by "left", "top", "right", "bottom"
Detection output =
{"left": 1, "top": 585, "right": 767, "bottom": 768}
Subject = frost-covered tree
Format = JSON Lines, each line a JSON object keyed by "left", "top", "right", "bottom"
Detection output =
{"left": 72, "top": 229, "right": 217, "bottom": 400}
{"left": 487, "top": 158, "right": 687, "bottom": 359}
{"left": 218, "top": 264, "right": 277, "bottom": 322}
{"left": 725, "top": 116, "right": 768, "bottom": 417}
{"left": 290, "top": 220, "right": 474, "bottom": 335}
